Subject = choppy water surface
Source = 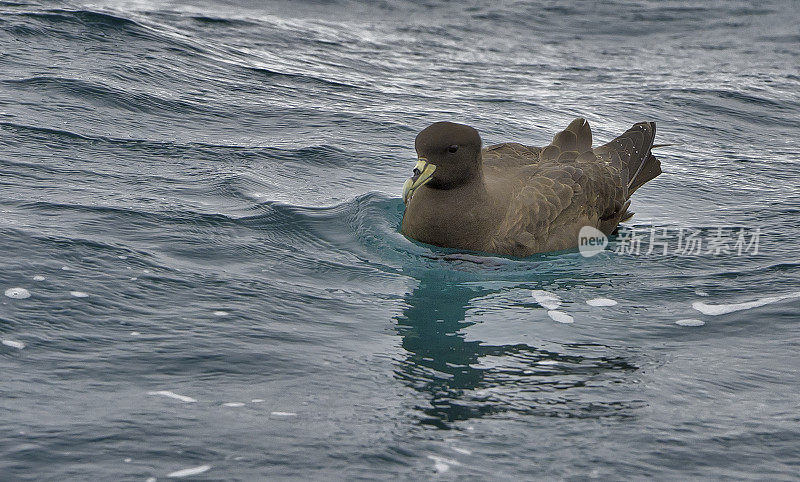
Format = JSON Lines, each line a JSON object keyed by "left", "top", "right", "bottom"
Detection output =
{"left": 2, "top": 0, "right": 799, "bottom": 479}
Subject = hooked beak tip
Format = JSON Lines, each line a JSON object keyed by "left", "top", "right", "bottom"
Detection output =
{"left": 402, "top": 158, "right": 436, "bottom": 204}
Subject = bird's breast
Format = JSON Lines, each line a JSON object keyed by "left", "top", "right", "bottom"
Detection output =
{"left": 401, "top": 187, "right": 494, "bottom": 251}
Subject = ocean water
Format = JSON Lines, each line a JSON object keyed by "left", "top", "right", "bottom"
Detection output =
{"left": 1, "top": 0, "right": 799, "bottom": 479}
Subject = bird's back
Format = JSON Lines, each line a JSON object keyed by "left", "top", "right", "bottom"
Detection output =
{"left": 478, "top": 118, "right": 660, "bottom": 255}
{"left": 481, "top": 142, "right": 542, "bottom": 169}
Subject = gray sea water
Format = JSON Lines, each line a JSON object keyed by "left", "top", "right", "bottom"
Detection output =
{"left": 2, "top": 0, "right": 800, "bottom": 479}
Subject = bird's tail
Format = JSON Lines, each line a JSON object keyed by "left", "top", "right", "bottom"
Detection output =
{"left": 598, "top": 121, "right": 662, "bottom": 198}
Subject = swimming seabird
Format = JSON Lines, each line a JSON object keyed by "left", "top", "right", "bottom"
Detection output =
{"left": 401, "top": 118, "right": 661, "bottom": 256}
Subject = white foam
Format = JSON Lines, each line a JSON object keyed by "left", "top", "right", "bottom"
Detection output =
{"left": 271, "top": 411, "right": 297, "bottom": 417}
{"left": 130, "top": 331, "right": 141, "bottom": 336}
{"left": 693, "top": 291, "right": 800, "bottom": 316}
{"left": 451, "top": 446, "right": 472, "bottom": 455}
{"left": 4, "top": 287, "right": 31, "bottom": 299}
{"left": 675, "top": 319, "right": 705, "bottom": 327}
{"left": 148, "top": 391, "right": 197, "bottom": 403}
{"left": 537, "top": 359, "right": 558, "bottom": 365}
{"left": 117, "top": 255, "right": 128, "bottom": 259}
{"left": 532, "top": 290, "right": 561, "bottom": 310}
{"left": 213, "top": 311, "right": 228, "bottom": 316}
{"left": 427, "top": 455, "right": 460, "bottom": 473}
{"left": 146, "top": 478, "right": 156, "bottom": 482}
{"left": 61, "top": 266, "right": 71, "bottom": 271}
{"left": 167, "top": 465, "right": 211, "bottom": 478}
{"left": 2, "top": 339, "right": 25, "bottom": 349}
{"left": 32, "top": 275, "right": 46, "bottom": 282}
{"left": 124, "top": 458, "right": 132, "bottom": 463}
{"left": 251, "top": 399, "right": 265, "bottom": 403}
{"left": 586, "top": 297, "right": 618, "bottom": 307}
{"left": 695, "top": 289, "right": 709, "bottom": 297}
{"left": 223, "top": 402, "right": 245, "bottom": 407}
{"left": 70, "top": 291, "right": 89, "bottom": 298}
{"left": 547, "top": 310, "right": 574, "bottom": 324}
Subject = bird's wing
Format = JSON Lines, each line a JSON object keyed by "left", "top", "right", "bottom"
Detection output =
{"left": 538, "top": 117, "right": 594, "bottom": 162}
{"left": 486, "top": 118, "right": 642, "bottom": 254}
{"left": 481, "top": 116, "right": 591, "bottom": 169}
{"left": 491, "top": 166, "right": 577, "bottom": 254}
{"left": 492, "top": 152, "right": 626, "bottom": 255}
{"left": 481, "top": 142, "right": 542, "bottom": 168}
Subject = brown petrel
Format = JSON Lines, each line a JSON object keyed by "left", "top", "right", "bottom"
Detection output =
{"left": 401, "top": 118, "right": 662, "bottom": 256}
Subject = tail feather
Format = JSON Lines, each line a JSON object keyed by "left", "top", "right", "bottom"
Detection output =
{"left": 629, "top": 152, "right": 661, "bottom": 195}
{"left": 597, "top": 121, "right": 662, "bottom": 197}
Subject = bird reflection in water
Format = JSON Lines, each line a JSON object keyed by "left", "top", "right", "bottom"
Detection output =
{"left": 393, "top": 260, "right": 642, "bottom": 429}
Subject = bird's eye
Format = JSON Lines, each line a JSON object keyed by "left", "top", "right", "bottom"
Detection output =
{"left": 447, "top": 144, "right": 459, "bottom": 153}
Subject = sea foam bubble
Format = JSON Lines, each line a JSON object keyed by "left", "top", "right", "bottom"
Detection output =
{"left": 586, "top": 297, "right": 618, "bottom": 307}
{"left": 693, "top": 291, "right": 800, "bottom": 316}
{"left": 675, "top": 318, "right": 705, "bottom": 327}
{"left": 532, "top": 290, "right": 561, "bottom": 310}
{"left": 2, "top": 339, "right": 26, "bottom": 349}
{"left": 148, "top": 391, "right": 197, "bottom": 403}
{"left": 427, "top": 455, "right": 460, "bottom": 473}
{"left": 4, "top": 287, "right": 31, "bottom": 299}
{"left": 547, "top": 310, "right": 574, "bottom": 324}
{"left": 167, "top": 465, "right": 211, "bottom": 478}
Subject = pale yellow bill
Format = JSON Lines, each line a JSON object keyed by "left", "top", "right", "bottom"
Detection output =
{"left": 402, "top": 158, "right": 436, "bottom": 204}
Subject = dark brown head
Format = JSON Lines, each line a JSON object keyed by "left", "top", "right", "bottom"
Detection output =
{"left": 403, "top": 122, "right": 482, "bottom": 203}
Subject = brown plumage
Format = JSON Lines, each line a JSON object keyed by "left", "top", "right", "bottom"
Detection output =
{"left": 401, "top": 118, "right": 662, "bottom": 256}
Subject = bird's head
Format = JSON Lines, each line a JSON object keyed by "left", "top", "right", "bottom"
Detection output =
{"left": 402, "top": 121, "right": 482, "bottom": 204}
